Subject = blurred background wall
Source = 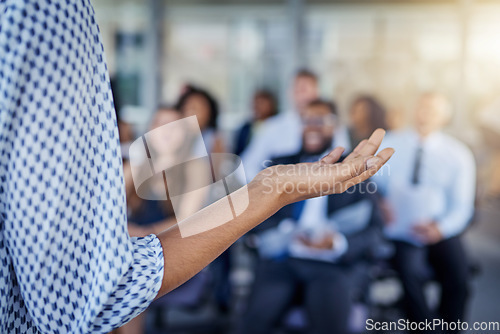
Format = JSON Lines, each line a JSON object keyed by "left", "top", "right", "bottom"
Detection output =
{"left": 94, "top": 0, "right": 500, "bottom": 140}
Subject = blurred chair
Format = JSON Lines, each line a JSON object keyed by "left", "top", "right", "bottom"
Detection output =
{"left": 277, "top": 263, "right": 375, "bottom": 334}
{"left": 238, "top": 219, "right": 388, "bottom": 334}
{"left": 367, "top": 254, "right": 482, "bottom": 324}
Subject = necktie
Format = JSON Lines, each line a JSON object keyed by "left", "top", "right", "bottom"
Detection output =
{"left": 412, "top": 145, "right": 423, "bottom": 185}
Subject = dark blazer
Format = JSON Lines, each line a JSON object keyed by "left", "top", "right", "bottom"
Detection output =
{"left": 250, "top": 152, "right": 384, "bottom": 265}
{"left": 234, "top": 121, "right": 252, "bottom": 156}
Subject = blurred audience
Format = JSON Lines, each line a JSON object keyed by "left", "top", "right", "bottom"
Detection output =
{"left": 234, "top": 89, "right": 278, "bottom": 156}
{"left": 114, "top": 75, "right": 481, "bottom": 334}
{"left": 375, "top": 93, "right": 476, "bottom": 332}
{"left": 242, "top": 69, "right": 351, "bottom": 180}
{"left": 177, "top": 85, "right": 234, "bottom": 314}
{"left": 172, "top": 86, "right": 229, "bottom": 221}
{"left": 348, "top": 95, "right": 389, "bottom": 147}
{"left": 237, "top": 100, "right": 383, "bottom": 334}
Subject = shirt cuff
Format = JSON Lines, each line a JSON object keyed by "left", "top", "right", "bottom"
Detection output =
{"left": 91, "top": 234, "right": 164, "bottom": 333}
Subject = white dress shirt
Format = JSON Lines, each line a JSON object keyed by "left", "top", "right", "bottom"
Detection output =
{"left": 374, "top": 129, "right": 476, "bottom": 244}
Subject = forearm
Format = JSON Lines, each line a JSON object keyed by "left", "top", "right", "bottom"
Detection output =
{"left": 154, "top": 129, "right": 393, "bottom": 297}
{"left": 155, "top": 178, "right": 281, "bottom": 297}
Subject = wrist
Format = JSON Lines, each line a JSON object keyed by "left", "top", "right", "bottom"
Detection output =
{"left": 249, "top": 166, "right": 286, "bottom": 209}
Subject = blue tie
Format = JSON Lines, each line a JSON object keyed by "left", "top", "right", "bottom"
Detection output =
{"left": 412, "top": 145, "right": 423, "bottom": 185}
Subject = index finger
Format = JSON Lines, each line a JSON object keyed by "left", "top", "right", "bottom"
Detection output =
{"left": 345, "top": 128, "right": 386, "bottom": 161}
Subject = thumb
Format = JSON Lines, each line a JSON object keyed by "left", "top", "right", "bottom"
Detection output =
{"left": 328, "top": 147, "right": 394, "bottom": 191}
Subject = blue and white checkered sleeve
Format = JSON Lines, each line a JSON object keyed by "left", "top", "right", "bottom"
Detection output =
{"left": 91, "top": 235, "right": 164, "bottom": 333}
{"left": 0, "top": 1, "right": 166, "bottom": 332}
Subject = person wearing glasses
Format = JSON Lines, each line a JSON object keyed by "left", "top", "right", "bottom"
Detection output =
{"left": 241, "top": 70, "right": 352, "bottom": 181}
{"left": 238, "top": 100, "right": 385, "bottom": 334}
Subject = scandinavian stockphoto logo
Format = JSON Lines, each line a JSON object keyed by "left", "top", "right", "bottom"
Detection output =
{"left": 128, "top": 116, "right": 249, "bottom": 237}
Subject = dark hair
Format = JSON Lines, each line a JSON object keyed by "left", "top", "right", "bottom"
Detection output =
{"left": 253, "top": 89, "right": 278, "bottom": 116}
{"left": 351, "top": 95, "right": 388, "bottom": 131}
{"left": 295, "top": 68, "right": 318, "bottom": 83}
{"left": 307, "top": 98, "right": 338, "bottom": 115}
{"left": 176, "top": 86, "right": 219, "bottom": 130}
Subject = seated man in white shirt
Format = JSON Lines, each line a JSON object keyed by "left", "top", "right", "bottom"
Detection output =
{"left": 237, "top": 100, "right": 384, "bottom": 334}
{"left": 241, "top": 69, "right": 351, "bottom": 181}
{"left": 375, "top": 93, "right": 476, "bottom": 332}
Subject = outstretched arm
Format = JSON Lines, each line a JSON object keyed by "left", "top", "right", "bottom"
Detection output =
{"left": 155, "top": 129, "right": 394, "bottom": 296}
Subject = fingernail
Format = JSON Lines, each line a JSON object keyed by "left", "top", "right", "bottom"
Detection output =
{"left": 366, "top": 157, "right": 378, "bottom": 169}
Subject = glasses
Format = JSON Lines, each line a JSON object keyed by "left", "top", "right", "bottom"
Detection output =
{"left": 301, "top": 114, "right": 337, "bottom": 127}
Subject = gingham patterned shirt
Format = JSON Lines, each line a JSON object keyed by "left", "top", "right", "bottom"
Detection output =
{"left": 0, "top": 0, "right": 165, "bottom": 333}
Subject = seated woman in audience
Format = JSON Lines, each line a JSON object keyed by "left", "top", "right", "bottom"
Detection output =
{"left": 177, "top": 86, "right": 235, "bottom": 314}
{"left": 175, "top": 87, "right": 228, "bottom": 215}
{"left": 176, "top": 86, "right": 226, "bottom": 157}
{"left": 123, "top": 106, "right": 191, "bottom": 237}
{"left": 348, "top": 95, "right": 388, "bottom": 148}
{"left": 234, "top": 89, "right": 278, "bottom": 156}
